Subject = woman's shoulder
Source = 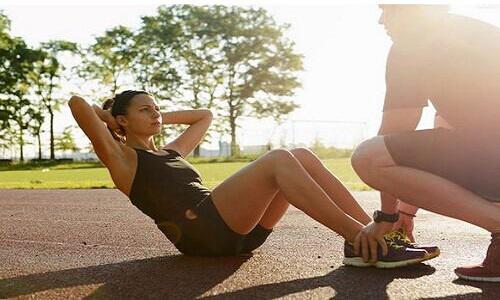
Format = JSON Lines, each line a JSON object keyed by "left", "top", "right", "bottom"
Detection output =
{"left": 105, "top": 144, "right": 139, "bottom": 196}
{"left": 105, "top": 144, "right": 137, "bottom": 167}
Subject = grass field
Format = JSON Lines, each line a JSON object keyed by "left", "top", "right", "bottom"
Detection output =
{"left": 0, "top": 158, "right": 371, "bottom": 191}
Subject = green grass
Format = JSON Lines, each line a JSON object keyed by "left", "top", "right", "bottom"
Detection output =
{"left": 0, "top": 158, "right": 371, "bottom": 191}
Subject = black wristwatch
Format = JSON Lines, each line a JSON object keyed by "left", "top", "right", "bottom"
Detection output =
{"left": 373, "top": 210, "right": 399, "bottom": 223}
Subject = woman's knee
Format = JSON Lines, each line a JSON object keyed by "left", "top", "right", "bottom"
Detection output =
{"left": 290, "top": 147, "right": 317, "bottom": 162}
{"left": 265, "top": 148, "right": 295, "bottom": 163}
{"left": 263, "top": 149, "right": 298, "bottom": 172}
{"left": 289, "top": 147, "right": 326, "bottom": 172}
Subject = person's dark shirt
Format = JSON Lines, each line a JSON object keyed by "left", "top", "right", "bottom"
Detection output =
{"left": 383, "top": 14, "right": 500, "bottom": 134}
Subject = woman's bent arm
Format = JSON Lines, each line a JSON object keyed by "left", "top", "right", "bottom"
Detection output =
{"left": 68, "top": 95, "right": 123, "bottom": 166}
{"left": 162, "top": 109, "right": 213, "bottom": 157}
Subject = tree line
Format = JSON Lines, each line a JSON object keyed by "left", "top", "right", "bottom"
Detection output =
{"left": 0, "top": 5, "right": 303, "bottom": 161}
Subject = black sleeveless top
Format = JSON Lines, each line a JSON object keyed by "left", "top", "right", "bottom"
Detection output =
{"left": 128, "top": 148, "right": 211, "bottom": 224}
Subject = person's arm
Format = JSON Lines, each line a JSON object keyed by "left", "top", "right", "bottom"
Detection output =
{"left": 355, "top": 43, "right": 429, "bottom": 261}
{"left": 378, "top": 108, "right": 423, "bottom": 135}
{"left": 68, "top": 95, "right": 123, "bottom": 166}
{"left": 162, "top": 109, "right": 213, "bottom": 157}
{"left": 354, "top": 108, "right": 423, "bottom": 261}
{"left": 377, "top": 107, "right": 423, "bottom": 213}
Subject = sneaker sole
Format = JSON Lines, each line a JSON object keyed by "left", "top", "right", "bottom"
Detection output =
{"left": 343, "top": 255, "right": 433, "bottom": 269}
{"left": 424, "top": 248, "right": 440, "bottom": 260}
{"left": 342, "top": 257, "right": 373, "bottom": 267}
{"left": 375, "top": 255, "right": 432, "bottom": 268}
{"left": 455, "top": 273, "right": 500, "bottom": 283}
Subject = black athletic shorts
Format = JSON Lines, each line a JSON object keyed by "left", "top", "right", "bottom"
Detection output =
{"left": 384, "top": 128, "right": 500, "bottom": 202}
{"left": 156, "top": 194, "right": 273, "bottom": 256}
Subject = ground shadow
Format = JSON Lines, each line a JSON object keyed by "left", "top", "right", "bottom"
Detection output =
{"left": 0, "top": 257, "right": 437, "bottom": 299}
{"left": 201, "top": 263, "right": 436, "bottom": 300}
{"left": 420, "top": 278, "right": 500, "bottom": 299}
{"left": 0, "top": 255, "right": 249, "bottom": 299}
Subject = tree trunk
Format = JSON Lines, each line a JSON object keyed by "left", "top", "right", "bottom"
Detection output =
{"left": 49, "top": 107, "right": 55, "bottom": 160}
{"left": 37, "top": 131, "right": 42, "bottom": 160}
{"left": 19, "top": 126, "right": 24, "bottom": 162}
{"left": 194, "top": 145, "right": 200, "bottom": 157}
{"left": 228, "top": 68, "right": 239, "bottom": 157}
{"left": 112, "top": 76, "right": 118, "bottom": 94}
{"left": 229, "top": 115, "right": 239, "bottom": 157}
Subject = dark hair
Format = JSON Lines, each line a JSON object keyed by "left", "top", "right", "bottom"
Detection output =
{"left": 102, "top": 90, "right": 150, "bottom": 143}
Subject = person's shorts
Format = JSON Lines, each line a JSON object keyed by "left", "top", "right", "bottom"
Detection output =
{"left": 156, "top": 194, "right": 273, "bottom": 256}
{"left": 384, "top": 128, "right": 500, "bottom": 202}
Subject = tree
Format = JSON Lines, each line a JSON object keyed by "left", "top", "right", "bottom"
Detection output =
{"left": 0, "top": 10, "right": 11, "bottom": 45}
{"left": 140, "top": 5, "right": 302, "bottom": 157}
{"left": 0, "top": 36, "right": 45, "bottom": 161}
{"left": 0, "top": 12, "right": 14, "bottom": 157}
{"left": 32, "top": 40, "right": 78, "bottom": 160}
{"left": 0, "top": 126, "right": 15, "bottom": 157}
{"left": 134, "top": 9, "right": 182, "bottom": 99}
{"left": 79, "top": 26, "right": 137, "bottom": 94}
{"left": 55, "top": 126, "right": 79, "bottom": 155}
{"left": 28, "top": 109, "right": 44, "bottom": 160}
{"left": 135, "top": 10, "right": 185, "bottom": 148}
{"left": 139, "top": 5, "right": 223, "bottom": 156}
{"left": 175, "top": 6, "right": 226, "bottom": 156}
{"left": 73, "top": 6, "right": 303, "bottom": 158}
{"left": 183, "top": 6, "right": 303, "bottom": 156}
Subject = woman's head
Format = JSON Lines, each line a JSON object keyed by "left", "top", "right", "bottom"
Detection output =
{"left": 103, "top": 90, "right": 162, "bottom": 142}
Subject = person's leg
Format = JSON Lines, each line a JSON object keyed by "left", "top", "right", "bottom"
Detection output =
{"left": 351, "top": 136, "right": 500, "bottom": 233}
{"left": 221, "top": 148, "right": 428, "bottom": 267}
{"left": 352, "top": 134, "right": 500, "bottom": 272}
{"left": 210, "top": 149, "right": 364, "bottom": 242}
{"left": 394, "top": 116, "right": 454, "bottom": 240}
{"left": 454, "top": 199, "right": 500, "bottom": 282}
{"left": 257, "top": 148, "right": 371, "bottom": 230}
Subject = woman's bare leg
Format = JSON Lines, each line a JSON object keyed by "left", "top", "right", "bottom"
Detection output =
{"left": 211, "top": 149, "right": 364, "bottom": 242}
{"left": 257, "top": 148, "right": 371, "bottom": 229}
{"left": 257, "top": 190, "right": 289, "bottom": 229}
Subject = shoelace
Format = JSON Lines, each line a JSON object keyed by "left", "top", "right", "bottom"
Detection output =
{"left": 395, "top": 229, "right": 414, "bottom": 244}
{"left": 383, "top": 234, "right": 405, "bottom": 250}
{"left": 384, "top": 230, "right": 411, "bottom": 248}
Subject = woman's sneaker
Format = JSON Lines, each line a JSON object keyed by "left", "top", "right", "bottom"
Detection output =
{"left": 343, "top": 235, "right": 430, "bottom": 268}
{"left": 454, "top": 233, "right": 500, "bottom": 282}
{"left": 387, "top": 229, "right": 440, "bottom": 259}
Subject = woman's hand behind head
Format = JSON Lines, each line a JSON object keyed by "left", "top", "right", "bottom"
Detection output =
{"left": 93, "top": 104, "right": 124, "bottom": 141}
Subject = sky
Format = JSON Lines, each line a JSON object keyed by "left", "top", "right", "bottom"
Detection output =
{"left": 1, "top": 1, "right": 499, "bottom": 158}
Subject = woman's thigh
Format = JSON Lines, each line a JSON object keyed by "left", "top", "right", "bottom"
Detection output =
{"left": 211, "top": 150, "right": 285, "bottom": 234}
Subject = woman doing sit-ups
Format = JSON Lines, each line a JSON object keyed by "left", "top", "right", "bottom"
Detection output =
{"left": 69, "top": 90, "right": 435, "bottom": 267}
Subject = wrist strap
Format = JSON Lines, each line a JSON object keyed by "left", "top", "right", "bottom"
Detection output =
{"left": 399, "top": 210, "right": 416, "bottom": 218}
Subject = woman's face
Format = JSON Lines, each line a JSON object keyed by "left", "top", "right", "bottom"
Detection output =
{"left": 117, "top": 94, "right": 162, "bottom": 137}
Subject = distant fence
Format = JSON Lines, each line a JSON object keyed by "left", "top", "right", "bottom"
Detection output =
{"left": 236, "top": 118, "right": 368, "bottom": 150}
{"left": 0, "top": 118, "right": 368, "bottom": 160}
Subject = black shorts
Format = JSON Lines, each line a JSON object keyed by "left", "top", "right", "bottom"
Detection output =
{"left": 156, "top": 195, "right": 273, "bottom": 256}
{"left": 384, "top": 128, "right": 500, "bottom": 202}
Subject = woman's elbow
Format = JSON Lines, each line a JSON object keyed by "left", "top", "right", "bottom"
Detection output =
{"left": 204, "top": 109, "right": 213, "bottom": 120}
{"left": 68, "top": 95, "right": 85, "bottom": 108}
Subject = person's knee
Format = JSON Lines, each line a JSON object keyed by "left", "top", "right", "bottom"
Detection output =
{"left": 290, "top": 147, "right": 317, "bottom": 162}
{"left": 290, "top": 147, "right": 325, "bottom": 171}
{"left": 265, "top": 148, "right": 295, "bottom": 165}
{"left": 351, "top": 137, "right": 386, "bottom": 183}
{"left": 351, "top": 138, "right": 375, "bottom": 173}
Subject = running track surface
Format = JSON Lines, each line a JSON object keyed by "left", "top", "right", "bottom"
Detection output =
{"left": 0, "top": 189, "right": 498, "bottom": 299}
